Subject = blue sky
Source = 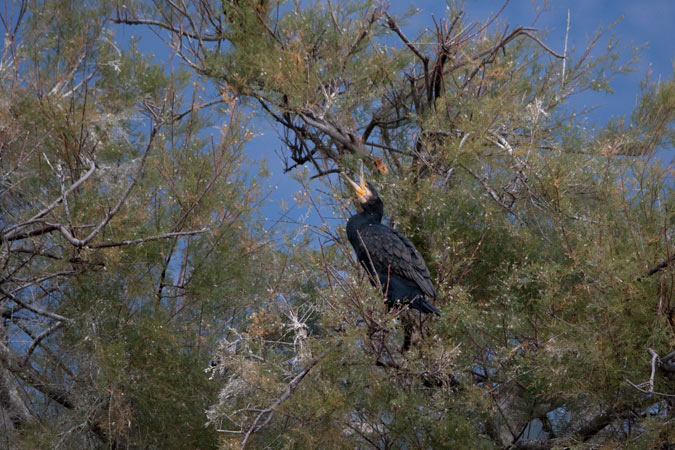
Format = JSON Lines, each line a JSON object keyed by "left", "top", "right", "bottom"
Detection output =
{"left": 447, "top": 0, "right": 673, "bottom": 120}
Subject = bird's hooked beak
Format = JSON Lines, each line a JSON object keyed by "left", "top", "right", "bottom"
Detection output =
{"left": 341, "top": 162, "right": 371, "bottom": 202}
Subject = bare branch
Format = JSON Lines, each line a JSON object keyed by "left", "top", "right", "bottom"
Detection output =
{"left": 112, "top": 16, "right": 222, "bottom": 42}
{"left": 3, "top": 158, "right": 96, "bottom": 239}
{"left": 0, "top": 286, "right": 72, "bottom": 323}
{"left": 625, "top": 348, "right": 675, "bottom": 398}
{"left": 3, "top": 223, "right": 60, "bottom": 242}
{"left": 299, "top": 110, "right": 369, "bottom": 158}
{"left": 89, "top": 228, "right": 208, "bottom": 249}
{"left": 0, "top": 340, "right": 74, "bottom": 409}
{"left": 384, "top": 13, "right": 428, "bottom": 65}
{"left": 344, "top": 5, "right": 384, "bottom": 60}
{"left": 22, "top": 322, "right": 64, "bottom": 365}
{"left": 647, "top": 348, "right": 659, "bottom": 393}
{"left": 561, "top": 9, "right": 570, "bottom": 88}
{"left": 385, "top": 13, "right": 430, "bottom": 98}
{"left": 625, "top": 378, "right": 675, "bottom": 398}
{"left": 173, "top": 98, "right": 224, "bottom": 122}
{"left": 519, "top": 30, "right": 565, "bottom": 59}
{"left": 78, "top": 124, "right": 160, "bottom": 247}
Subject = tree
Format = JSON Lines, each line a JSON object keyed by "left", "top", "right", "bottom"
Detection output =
{"left": 3, "top": 0, "right": 674, "bottom": 448}
{"left": 116, "top": 1, "right": 675, "bottom": 448}
{"left": 1, "top": 1, "right": 271, "bottom": 447}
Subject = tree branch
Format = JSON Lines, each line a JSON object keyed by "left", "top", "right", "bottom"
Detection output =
{"left": 240, "top": 352, "right": 325, "bottom": 448}
{"left": 299, "top": 110, "right": 369, "bottom": 158}
{"left": 89, "top": 228, "right": 208, "bottom": 249}
{"left": 112, "top": 16, "right": 222, "bottom": 42}
{"left": 22, "top": 322, "right": 63, "bottom": 365}
{"left": 3, "top": 158, "right": 96, "bottom": 240}
{"left": 640, "top": 254, "right": 675, "bottom": 280}
{"left": 0, "top": 340, "right": 74, "bottom": 409}
{"left": 0, "top": 286, "right": 72, "bottom": 323}
{"left": 77, "top": 125, "right": 159, "bottom": 247}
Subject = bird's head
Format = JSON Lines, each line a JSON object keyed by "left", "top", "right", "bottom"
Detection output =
{"left": 342, "top": 162, "right": 382, "bottom": 214}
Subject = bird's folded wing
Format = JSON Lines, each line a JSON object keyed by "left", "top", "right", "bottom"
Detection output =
{"left": 358, "top": 224, "right": 437, "bottom": 298}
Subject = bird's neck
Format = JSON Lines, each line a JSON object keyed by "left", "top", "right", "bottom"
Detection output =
{"left": 363, "top": 209, "right": 382, "bottom": 223}
{"left": 362, "top": 199, "right": 383, "bottom": 223}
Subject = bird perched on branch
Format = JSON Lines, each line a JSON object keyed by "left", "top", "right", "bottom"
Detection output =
{"left": 342, "top": 163, "right": 440, "bottom": 317}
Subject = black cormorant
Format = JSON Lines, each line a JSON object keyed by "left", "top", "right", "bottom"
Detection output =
{"left": 342, "top": 165, "right": 440, "bottom": 315}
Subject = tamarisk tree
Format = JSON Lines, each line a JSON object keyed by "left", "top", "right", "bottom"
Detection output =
{"left": 1, "top": 1, "right": 271, "bottom": 447}
{"left": 117, "top": 1, "right": 675, "bottom": 447}
{"left": 3, "top": 0, "right": 674, "bottom": 448}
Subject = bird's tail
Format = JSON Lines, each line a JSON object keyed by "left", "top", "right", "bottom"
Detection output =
{"left": 409, "top": 296, "right": 440, "bottom": 315}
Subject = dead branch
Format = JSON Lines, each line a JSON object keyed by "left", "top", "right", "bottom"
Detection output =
{"left": 384, "top": 13, "right": 430, "bottom": 89}
{"left": 561, "top": 9, "right": 570, "bottom": 88}
{"left": 647, "top": 348, "right": 658, "bottom": 392}
{"left": 625, "top": 378, "right": 675, "bottom": 398}
{"left": 299, "top": 110, "right": 369, "bottom": 158}
{"left": 625, "top": 348, "right": 675, "bottom": 398}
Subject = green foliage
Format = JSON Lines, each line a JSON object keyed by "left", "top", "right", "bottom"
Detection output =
{"left": 1, "top": 1, "right": 270, "bottom": 448}
{"left": 2, "top": 0, "right": 674, "bottom": 448}
{"left": 197, "top": 1, "right": 675, "bottom": 448}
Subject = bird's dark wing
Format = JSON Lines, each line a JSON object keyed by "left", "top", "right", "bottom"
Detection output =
{"left": 356, "top": 224, "right": 437, "bottom": 298}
